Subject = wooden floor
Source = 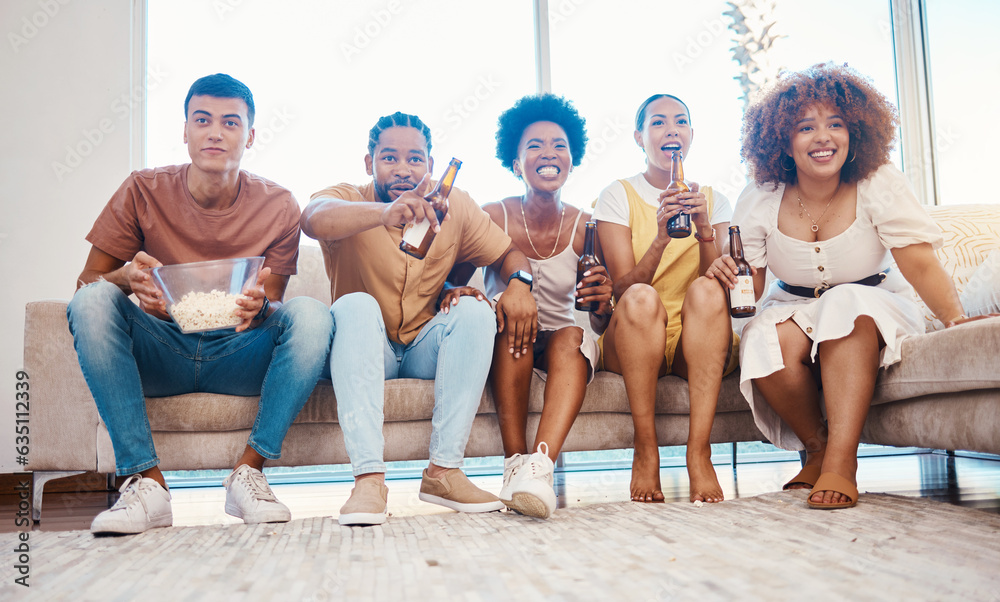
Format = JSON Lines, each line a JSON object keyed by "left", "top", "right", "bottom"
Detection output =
{"left": 3, "top": 451, "right": 998, "bottom": 533}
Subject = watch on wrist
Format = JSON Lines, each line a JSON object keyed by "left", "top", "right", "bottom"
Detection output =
{"left": 507, "top": 269, "right": 533, "bottom": 291}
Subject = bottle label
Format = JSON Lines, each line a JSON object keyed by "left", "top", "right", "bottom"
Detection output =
{"left": 401, "top": 219, "right": 432, "bottom": 248}
{"left": 730, "top": 275, "right": 755, "bottom": 308}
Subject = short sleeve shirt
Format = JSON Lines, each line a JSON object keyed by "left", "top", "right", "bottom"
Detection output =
{"left": 593, "top": 172, "right": 733, "bottom": 227}
{"left": 731, "top": 163, "right": 944, "bottom": 286}
{"left": 310, "top": 181, "right": 511, "bottom": 344}
{"left": 87, "top": 164, "right": 301, "bottom": 275}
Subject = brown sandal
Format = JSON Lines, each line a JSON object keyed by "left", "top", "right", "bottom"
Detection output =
{"left": 806, "top": 473, "right": 858, "bottom": 509}
{"left": 782, "top": 465, "right": 821, "bottom": 490}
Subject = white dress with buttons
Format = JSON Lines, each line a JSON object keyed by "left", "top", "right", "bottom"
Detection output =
{"left": 732, "top": 164, "right": 944, "bottom": 450}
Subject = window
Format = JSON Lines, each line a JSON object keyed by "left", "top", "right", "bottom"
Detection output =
{"left": 547, "top": 0, "right": 898, "bottom": 207}
{"left": 924, "top": 0, "right": 1000, "bottom": 205}
{"left": 148, "top": 0, "right": 536, "bottom": 212}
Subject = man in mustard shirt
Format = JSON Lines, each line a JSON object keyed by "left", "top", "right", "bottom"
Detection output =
{"left": 302, "top": 112, "right": 537, "bottom": 526}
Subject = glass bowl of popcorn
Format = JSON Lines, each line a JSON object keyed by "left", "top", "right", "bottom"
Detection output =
{"left": 149, "top": 257, "right": 265, "bottom": 333}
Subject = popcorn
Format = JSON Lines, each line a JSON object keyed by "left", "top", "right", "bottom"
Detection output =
{"left": 169, "top": 289, "right": 244, "bottom": 332}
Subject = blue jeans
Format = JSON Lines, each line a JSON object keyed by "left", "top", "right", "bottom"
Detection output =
{"left": 67, "top": 281, "right": 333, "bottom": 476}
{"left": 326, "top": 292, "right": 495, "bottom": 477}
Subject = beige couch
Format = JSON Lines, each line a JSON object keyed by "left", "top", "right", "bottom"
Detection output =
{"left": 23, "top": 205, "right": 1000, "bottom": 520}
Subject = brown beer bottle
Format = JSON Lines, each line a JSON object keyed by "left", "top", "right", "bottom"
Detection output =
{"left": 400, "top": 158, "right": 462, "bottom": 259}
{"left": 728, "top": 225, "right": 756, "bottom": 318}
{"left": 665, "top": 150, "right": 692, "bottom": 238}
{"left": 575, "top": 221, "right": 601, "bottom": 312}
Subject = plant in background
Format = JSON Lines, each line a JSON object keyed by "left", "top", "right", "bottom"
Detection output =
{"left": 725, "top": 0, "right": 785, "bottom": 109}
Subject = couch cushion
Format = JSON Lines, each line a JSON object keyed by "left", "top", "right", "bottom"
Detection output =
{"left": 526, "top": 371, "right": 749, "bottom": 415}
{"left": 146, "top": 369, "right": 753, "bottom": 432}
{"left": 284, "top": 244, "right": 331, "bottom": 305}
{"left": 145, "top": 378, "right": 440, "bottom": 431}
{"left": 873, "top": 316, "right": 1000, "bottom": 404}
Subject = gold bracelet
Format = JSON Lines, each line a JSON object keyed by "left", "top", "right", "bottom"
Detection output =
{"left": 694, "top": 231, "right": 715, "bottom": 243}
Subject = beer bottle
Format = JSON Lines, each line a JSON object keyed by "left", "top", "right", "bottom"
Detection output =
{"left": 575, "top": 221, "right": 601, "bottom": 312}
{"left": 728, "top": 225, "right": 756, "bottom": 318}
{"left": 665, "top": 151, "right": 692, "bottom": 238}
{"left": 400, "top": 158, "right": 462, "bottom": 259}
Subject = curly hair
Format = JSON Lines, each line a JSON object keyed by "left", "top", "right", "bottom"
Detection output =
{"left": 495, "top": 94, "right": 588, "bottom": 173}
{"left": 740, "top": 63, "right": 898, "bottom": 186}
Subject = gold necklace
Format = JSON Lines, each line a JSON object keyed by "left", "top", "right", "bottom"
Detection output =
{"left": 520, "top": 198, "right": 565, "bottom": 260}
{"left": 796, "top": 183, "right": 841, "bottom": 233}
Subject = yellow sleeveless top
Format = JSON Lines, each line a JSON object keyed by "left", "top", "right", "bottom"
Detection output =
{"left": 621, "top": 179, "right": 714, "bottom": 367}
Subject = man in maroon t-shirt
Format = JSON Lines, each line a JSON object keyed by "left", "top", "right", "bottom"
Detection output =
{"left": 67, "top": 74, "right": 332, "bottom": 535}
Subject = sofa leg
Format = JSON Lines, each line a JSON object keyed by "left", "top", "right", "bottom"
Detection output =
{"left": 31, "top": 471, "right": 86, "bottom": 522}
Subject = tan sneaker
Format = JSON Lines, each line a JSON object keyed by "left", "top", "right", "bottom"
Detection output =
{"left": 338, "top": 477, "right": 389, "bottom": 526}
{"left": 418, "top": 468, "right": 505, "bottom": 513}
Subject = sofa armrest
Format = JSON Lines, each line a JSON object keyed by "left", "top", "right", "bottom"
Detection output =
{"left": 23, "top": 300, "right": 100, "bottom": 472}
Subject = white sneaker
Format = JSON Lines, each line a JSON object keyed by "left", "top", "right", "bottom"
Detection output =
{"left": 223, "top": 465, "right": 291, "bottom": 524}
{"left": 503, "top": 442, "right": 557, "bottom": 519}
{"left": 499, "top": 453, "right": 525, "bottom": 502}
{"left": 91, "top": 475, "right": 172, "bottom": 534}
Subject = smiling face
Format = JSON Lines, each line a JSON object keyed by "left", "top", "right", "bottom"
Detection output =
{"left": 365, "top": 126, "right": 432, "bottom": 204}
{"left": 634, "top": 96, "right": 693, "bottom": 175}
{"left": 788, "top": 102, "right": 850, "bottom": 183}
{"left": 513, "top": 121, "right": 572, "bottom": 194}
{"left": 183, "top": 95, "right": 254, "bottom": 177}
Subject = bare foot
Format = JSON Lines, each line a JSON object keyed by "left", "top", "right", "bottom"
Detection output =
{"left": 630, "top": 447, "right": 664, "bottom": 502}
{"left": 686, "top": 449, "right": 723, "bottom": 503}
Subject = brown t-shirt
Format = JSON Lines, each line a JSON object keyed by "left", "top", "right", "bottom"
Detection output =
{"left": 87, "top": 164, "right": 300, "bottom": 275}
{"left": 310, "top": 181, "right": 510, "bottom": 344}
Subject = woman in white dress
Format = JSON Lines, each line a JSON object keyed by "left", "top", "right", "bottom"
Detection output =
{"left": 709, "top": 63, "right": 976, "bottom": 509}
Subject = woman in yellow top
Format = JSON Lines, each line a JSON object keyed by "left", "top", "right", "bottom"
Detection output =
{"left": 594, "top": 94, "right": 739, "bottom": 503}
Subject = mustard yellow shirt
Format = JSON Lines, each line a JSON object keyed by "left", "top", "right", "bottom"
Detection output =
{"left": 311, "top": 181, "right": 510, "bottom": 344}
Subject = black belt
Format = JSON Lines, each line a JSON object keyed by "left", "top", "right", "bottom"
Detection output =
{"left": 777, "top": 268, "right": 890, "bottom": 298}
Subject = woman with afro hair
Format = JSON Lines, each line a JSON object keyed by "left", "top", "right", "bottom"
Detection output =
{"left": 709, "top": 63, "right": 975, "bottom": 509}
{"left": 475, "top": 93, "right": 613, "bottom": 519}
{"left": 594, "top": 94, "right": 739, "bottom": 505}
